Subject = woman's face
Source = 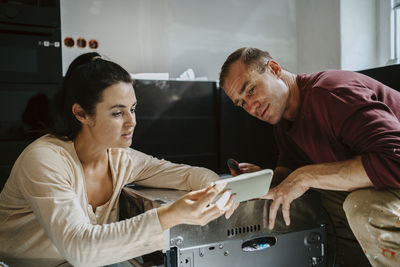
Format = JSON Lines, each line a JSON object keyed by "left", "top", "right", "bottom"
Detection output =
{"left": 85, "top": 81, "right": 137, "bottom": 148}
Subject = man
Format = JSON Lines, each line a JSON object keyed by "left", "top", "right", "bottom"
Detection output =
{"left": 219, "top": 47, "right": 400, "bottom": 267}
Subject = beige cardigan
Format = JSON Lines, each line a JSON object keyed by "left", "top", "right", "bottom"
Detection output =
{"left": 0, "top": 135, "right": 218, "bottom": 267}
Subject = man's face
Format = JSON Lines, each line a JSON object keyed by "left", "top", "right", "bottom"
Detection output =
{"left": 223, "top": 60, "right": 289, "bottom": 125}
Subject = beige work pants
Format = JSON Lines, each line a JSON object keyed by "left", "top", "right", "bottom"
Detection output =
{"left": 321, "top": 189, "right": 400, "bottom": 267}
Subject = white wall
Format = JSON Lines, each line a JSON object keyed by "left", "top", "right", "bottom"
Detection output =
{"left": 340, "top": 0, "right": 391, "bottom": 70}
{"left": 296, "top": 0, "right": 391, "bottom": 73}
{"left": 340, "top": 0, "right": 377, "bottom": 71}
{"left": 377, "top": 0, "right": 391, "bottom": 66}
{"left": 295, "top": 0, "right": 341, "bottom": 73}
{"left": 61, "top": 0, "right": 391, "bottom": 79}
{"left": 61, "top": 0, "right": 297, "bottom": 80}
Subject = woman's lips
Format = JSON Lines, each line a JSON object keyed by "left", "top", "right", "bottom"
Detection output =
{"left": 122, "top": 132, "right": 133, "bottom": 139}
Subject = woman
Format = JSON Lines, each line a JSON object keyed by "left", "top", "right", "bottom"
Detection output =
{"left": 0, "top": 52, "right": 234, "bottom": 267}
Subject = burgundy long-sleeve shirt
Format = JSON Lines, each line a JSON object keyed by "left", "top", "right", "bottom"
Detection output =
{"left": 275, "top": 70, "right": 400, "bottom": 189}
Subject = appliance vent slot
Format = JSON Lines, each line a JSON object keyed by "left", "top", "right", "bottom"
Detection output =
{"left": 226, "top": 224, "right": 261, "bottom": 237}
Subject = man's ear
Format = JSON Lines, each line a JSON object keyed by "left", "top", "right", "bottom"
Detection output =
{"left": 266, "top": 60, "right": 282, "bottom": 78}
{"left": 72, "top": 103, "right": 88, "bottom": 124}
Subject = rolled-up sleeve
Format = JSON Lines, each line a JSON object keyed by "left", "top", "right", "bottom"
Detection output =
{"left": 126, "top": 150, "right": 219, "bottom": 190}
{"left": 339, "top": 104, "right": 400, "bottom": 189}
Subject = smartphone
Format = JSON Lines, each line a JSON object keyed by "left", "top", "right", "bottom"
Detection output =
{"left": 212, "top": 169, "right": 273, "bottom": 204}
{"left": 227, "top": 158, "right": 241, "bottom": 174}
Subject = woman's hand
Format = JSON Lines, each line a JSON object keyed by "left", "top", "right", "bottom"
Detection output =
{"left": 230, "top": 162, "right": 261, "bottom": 176}
{"left": 157, "top": 182, "right": 236, "bottom": 230}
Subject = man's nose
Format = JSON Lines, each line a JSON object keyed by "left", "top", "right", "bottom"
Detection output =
{"left": 246, "top": 99, "right": 260, "bottom": 116}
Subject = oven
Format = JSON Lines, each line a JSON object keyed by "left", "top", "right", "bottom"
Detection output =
{"left": 0, "top": 0, "right": 61, "bottom": 189}
{"left": 0, "top": 0, "right": 62, "bottom": 84}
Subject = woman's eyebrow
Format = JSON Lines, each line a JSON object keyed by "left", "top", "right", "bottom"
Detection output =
{"left": 110, "top": 104, "right": 126, "bottom": 109}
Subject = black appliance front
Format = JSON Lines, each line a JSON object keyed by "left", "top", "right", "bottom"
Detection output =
{"left": 358, "top": 64, "right": 400, "bottom": 92}
{"left": 0, "top": 0, "right": 61, "bottom": 189}
{"left": 0, "top": 0, "right": 62, "bottom": 84}
{"left": 131, "top": 80, "right": 220, "bottom": 173}
{"left": 0, "top": 83, "right": 57, "bottom": 189}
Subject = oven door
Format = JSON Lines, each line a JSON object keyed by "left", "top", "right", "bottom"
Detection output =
{"left": 0, "top": 24, "right": 62, "bottom": 84}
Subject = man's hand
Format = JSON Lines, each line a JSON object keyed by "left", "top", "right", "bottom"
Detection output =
{"left": 229, "top": 162, "right": 261, "bottom": 176}
{"left": 261, "top": 157, "right": 373, "bottom": 230}
{"left": 260, "top": 169, "right": 309, "bottom": 229}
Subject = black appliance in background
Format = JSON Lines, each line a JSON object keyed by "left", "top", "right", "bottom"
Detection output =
{"left": 0, "top": 0, "right": 61, "bottom": 189}
{"left": 358, "top": 64, "right": 400, "bottom": 91}
{"left": 0, "top": 0, "right": 61, "bottom": 84}
{"left": 132, "top": 80, "right": 221, "bottom": 173}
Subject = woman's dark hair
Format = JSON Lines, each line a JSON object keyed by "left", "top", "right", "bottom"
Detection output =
{"left": 50, "top": 52, "right": 133, "bottom": 141}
